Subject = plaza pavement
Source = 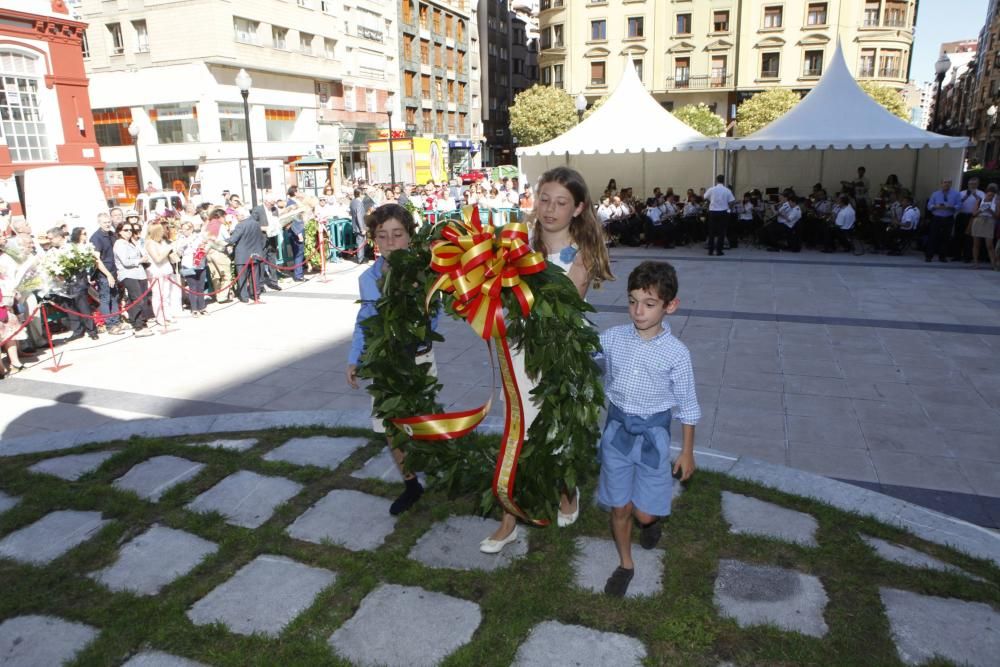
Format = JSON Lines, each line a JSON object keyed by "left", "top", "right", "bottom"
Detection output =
{"left": 1, "top": 244, "right": 999, "bottom": 528}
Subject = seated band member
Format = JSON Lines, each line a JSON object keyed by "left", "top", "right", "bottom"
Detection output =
{"left": 823, "top": 195, "right": 856, "bottom": 253}
{"left": 761, "top": 190, "right": 801, "bottom": 251}
{"left": 885, "top": 193, "right": 920, "bottom": 255}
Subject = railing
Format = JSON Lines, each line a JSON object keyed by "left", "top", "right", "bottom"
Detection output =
{"left": 878, "top": 67, "right": 902, "bottom": 78}
{"left": 665, "top": 74, "right": 733, "bottom": 89}
{"left": 803, "top": 68, "right": 823, "bottom": 77}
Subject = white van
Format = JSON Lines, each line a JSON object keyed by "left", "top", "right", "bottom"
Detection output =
{"left": 22, "top": 165, "right": 108, "bottom": 236}
{"left": 189, "top": 158, "right": 286, "bottom": 206}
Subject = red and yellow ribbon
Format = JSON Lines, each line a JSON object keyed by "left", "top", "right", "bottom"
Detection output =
{"left": 392, "top": 206, "right": 548, "bottom": 525}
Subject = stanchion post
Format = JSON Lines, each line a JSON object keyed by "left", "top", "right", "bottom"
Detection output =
{"left": 250, "top": 257, "right": 260, "bottom": 305}
{"left": 40, "top": 304, "right": 70, "bottom": 372}
{"left": 319, "top": 224, "right": 328, "bottom": 283}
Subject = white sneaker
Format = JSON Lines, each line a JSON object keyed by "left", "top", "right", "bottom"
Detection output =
{"left": 479, "top": 526, "right": 520, "bottom": 554}
{"left": 557, "top": 487, "right": 580, "bottom": 528}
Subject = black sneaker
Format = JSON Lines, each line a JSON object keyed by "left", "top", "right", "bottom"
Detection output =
{"left": 639, "top": 520, "right": 662, "bottom": 550}
{"left": 604, "top": 566, "right": 634, "bottom": 597}
{"left": 389, "top": 478, "right": 423, "bottom": 515}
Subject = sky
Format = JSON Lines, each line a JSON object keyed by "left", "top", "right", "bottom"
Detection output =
{"left": 910, "top": 0, "right": 989, "bottom": 84}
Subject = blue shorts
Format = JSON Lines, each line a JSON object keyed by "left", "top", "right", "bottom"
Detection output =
{"left": 596, "top": 418, "right": 673, "bottom": 517}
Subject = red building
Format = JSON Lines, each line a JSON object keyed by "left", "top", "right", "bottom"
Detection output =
{"left": 0, "top": 0, "right": 102, "bottom": 216}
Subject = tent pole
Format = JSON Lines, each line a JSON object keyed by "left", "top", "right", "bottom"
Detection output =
{"left": 912, "top": 148, "right": 921, "bottom": 198}
{"left": 713, "top": 149, "right": 718, "bottom": 180}
{"left": 565, "top": 151, "right": 569, "bottom": 166}
{"left": 819, "top": 149, "right": 825, "bottom": 189}
{"left": 643, "top": 151, "right": 648, "bottom": 197}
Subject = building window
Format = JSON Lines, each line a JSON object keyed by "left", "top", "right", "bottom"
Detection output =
{"left": 272, "top": 26, "right": 288, "bottom": 49}
{"left": 107, "top": 23, "right": 124, "bottom": 55}
{"left": 591, "top": 19, "right": 606, "bottom": 41}
{"left": 81, "top": 30, "right": 90, "bottom": 58}
{"left": 884, "top": 1, "right": 907, "bottom": 27}
{"left": 763, "top": 6, "right": 783, "bottom": 29}
{"left": 133, "top": 20, "right": 148, "bottom": 53}
{"left": 674, "top": 57, "right": 690, "bottom": 87}
{"left": 234, "top": 17, "right": 259, "bottom": 45}
{"left": 344, "top": 85, "right": 356, "bottom": 111}
{"left": 0, "top": 52, "right": 52, "bottom": 162}
{"left": 864, "top": 1, "right": 880, "bottom": 26}
{"left": 421, "top": 74, "right": 431, "bottom": 97}
{"left": 590, "top": 60, "right": 606, "bottom": 85}
{"left": 217, "top": 103, "right": 246, "bottom": 142}
{"left": 761, "top": 52, "right": 780, "bottom": 78}
{"left": 93, "top": 107, "right": 133, "bottom": 147}
{"left": 542, "top": 66, "right": 551, "bottom": 85}
{"left": 553, "top": 24, "right": 564, "bottom": 47}
{"left": 356, "top": 8, "right": 384, "bottom": 42}
{"left": 404, "top": 71, "right": 415, "bottom": 96}
{"left": 553, "top": 63, "right": 564, "bottom": 89}
{"left": 859, "top": 48, "right": 876, "bottom": 77}
{"left": 150, "top": 104, "right": 199, "bottom": 144}
{"left": 632, "top": 59, "right": 643, "bottom": 81}
{"left": 299, "top": 32, "right": 313, "bottom": 55}
{"left": 711, "top": 55, "right": 727, "bottom": 85}
{"left": 366, "top": 89, "right": 376, "bottom": 112}
{"left": 626, "top": 16, "right": 644, "bottom": 39}
{"left": 297, "top": 0, "right": 311, "bottom": 7}
{"left": 807, "top": 2, "right": 828, "bottom": 26}
{"left": 324, "top": 38, "right": 337, "bottom": 58}
{"left": 713, "top": 10, "right": 729, "bottom": 32}
{"left": 676, "top": 13, "right": 692, "bottom": 35}
{"left": 265, "top": 108, "right": 296, "bottom": 141}
{"left": 803, "top": 50, "right": 823, "bottom": 76}
{"left": 879, "top": 49, "right": 902, "bottom": 78}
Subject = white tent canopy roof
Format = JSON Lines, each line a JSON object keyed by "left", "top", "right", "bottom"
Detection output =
{"left": 516, "top": 62, "right": 718, "bottom": 156}
{"left": 731, "top": 41, "right": 968, "bottom": 151}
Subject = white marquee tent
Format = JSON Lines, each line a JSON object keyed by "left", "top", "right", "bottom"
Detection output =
{"left": 727, "top": 41, "right": 968, "bottom": 201}
{"left": 517, "top": 62, "right": 720, "bottom": 196}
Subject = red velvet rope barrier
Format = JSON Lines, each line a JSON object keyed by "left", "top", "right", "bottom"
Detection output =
{"left": 164, "top": 260, "right": 250, "bottom": 297}
{"left": 43, "top": 278, "right": 158, "bottom": 320}
{"left": 0, "top": 305, "right": 41, "bottom": 348}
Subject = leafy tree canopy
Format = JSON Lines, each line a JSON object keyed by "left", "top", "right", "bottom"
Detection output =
{"left": 858, "top": 81, "right": 909, "bottom": 120}
{"left": 673, "top": 103, "right": 727, "bottom": 136}
{"left": 735, "top": 88, "right": 801, "bottom": 136}
{"left": 509, "top": 85, "right": 577, "bottom": 147}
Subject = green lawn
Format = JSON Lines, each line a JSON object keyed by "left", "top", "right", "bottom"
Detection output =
{"left": 0, "top": 426, "right": 997, "bottom": 666}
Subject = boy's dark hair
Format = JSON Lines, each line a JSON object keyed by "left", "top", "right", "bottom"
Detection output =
{"left": 627, "top": 261, "right": 679, "bottom": 303}
{"left": 366, "top": 203, "right": 417, "bottom": 238}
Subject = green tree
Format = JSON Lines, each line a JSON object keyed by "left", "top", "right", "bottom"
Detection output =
{"left": 735, "top": 88, "right": 801, "bottom": 136}
{"left": 673, "top": 103, "right": 726, "bottom": 136}
{"left": 509, "top": 85, "right": 577, "bottom": 146}
{"left": 858, "top": 81, "right": 909, "bottom": 120}
{"left": 582, "top": 94, "right": 608, "bottom": 120}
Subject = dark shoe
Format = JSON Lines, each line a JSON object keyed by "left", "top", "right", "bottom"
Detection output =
{"left": 239, "top": 297, "right": 249, "bottom": 303}
{"left": 639, "top": 520, "right": 662, "bottom": 550}
{"left": 716, "top": 251, "right": 725, "bottom": 256}
{"left": 65, "top": 331, "right": 85, "bottom": 342}
{"left": 389, "top": 477, "right": 423, "bottom": 515}
{"left": 88, "top": 332, "right": 99, "bottom": 340}
{"left": 266, "top": 282, "right": 282, "bottom": 291}
{"left": 134, "top": 328, "right": 154, "bottom": 338}
{"left": 604, "top": 566, "right": 635, "bottom": 597}
{"left": 292, "top": 277, "right": 305, "bottom": 282}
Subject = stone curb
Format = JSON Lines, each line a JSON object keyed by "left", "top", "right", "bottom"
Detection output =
{"left": 1, "top": 410, "right": 997, "bottom": 566}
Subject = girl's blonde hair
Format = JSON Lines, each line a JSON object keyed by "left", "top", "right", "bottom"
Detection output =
{"left": 531, "top": 167, "right": 614, "bottom": 287}
{"left": 146, "top": 222, "right": 165, "bottom": 242}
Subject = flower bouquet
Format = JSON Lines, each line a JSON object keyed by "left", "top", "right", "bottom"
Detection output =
{"left": 40, "top": 243, "right": 96, "bottom": 297}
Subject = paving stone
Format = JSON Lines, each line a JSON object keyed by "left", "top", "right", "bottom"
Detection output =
{"left": 350, "top": 446, "right": 401, "bottom": 482}
{"left": 880, "top": 588, "right": 1000, "bottom": 667}
{"left": 409, "top": 515, "right": 528, "bottom": 571}
{"left": 182, "top": 438, "right": 258, "bottom": 452}
{"left": 0, "top": 490, "right": 18, "bottom": 516}
{"left": 572, "top": 536, "right": 664, "bottom": 598}
{"left": 89, "top": 525, "right": 218, "bottom": 595}
{"left": 329, "top": 583, "right": 480, "bottom": 667}
{"left": 0, "top": 615, "right": 98, "bottom": 666}
{"left": 512, "top": 620, "right": 647, "bottom": 666}
{"left": 187, "top": 554, "right": 335, "bottom": 637}
{"left": 861, "top": 535, "right": 978, "bottom": 579}
{"left": 114, "top": 456, "right": 206, "bottom": 502}
{"left": 0, "top": 510, "right": 109, "bottom": 565}
{"left": 261, "top": 436, "right": 367, "bottom": 471}
{"left": 28, "top": 451, "right": 116, "bottom": 481}
{"left": 286, "top": 489, "right": 395, "bottom": 551}
{"left": 721, "top": 492, "right": 818, "bottom": 547}
{"left": 714, "top": 559, "right": 828, "bottom": 638}
{"left": 186, "top": 471, "right": 303, "bottom": 529}
{"left": 120, "top": 651, "right": 209, "bottom": 667}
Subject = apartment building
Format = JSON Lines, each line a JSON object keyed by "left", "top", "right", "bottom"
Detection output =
{"left": 80, "top": 0, "right": 400, "bottom": 201}
{"left": 397, "top": 0, "right": 483, "bottom": 173}
{"left": 537, "top": 0, "right": 917, "bottom": 132}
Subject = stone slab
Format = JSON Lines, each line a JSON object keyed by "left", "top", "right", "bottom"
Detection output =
{"left": 328, "top": 583, "right": 481, "bottom": 667}
{"left": 714, "top": 559, "right": 828, "bottom": 638}
{"left": 861, "top": 535, "right": 976, "bottom": 579}
{"left": 28, "top": 451, "right": 116, "bottom": 481}
{"left": 261, "top": 436, "right": 367, "bottom": 471}
{"left": 182, "top": 438, "right": 258, "bottom": 452}
{"left": 0, "top": 491, "right": 18, "bottom": 516}
{"left": 512, "top": 620, "right": 647, "bottom": 666}
{"left": 286, "top": 489, "right": 396, "bottom": 551}
{"left": 572, "top": 536, "right": 664, "bottom": 599}
{"left": 89, "top": 525, "right": 218, "bottom": 595}
{"left": 121, "top": 651, "right": 209, "bottom": 667}
{"left": 350, "top": 447, "right": 401, "bottom": 482}
{"left": 880, "top": 587, "right": 1000, "bottom": 667}
{"left": 186, "top": 470, "right": 303, "bottom": 529}
{"left": 0, "top": 615, "right": 98, "bottom": 667}
{"left": 114, "top": 456, "right": 206, "bottom": 502}
{"left": 409, "top": 516, "right": 528, "bottom": 571}
{"left": 721, "top": 492, "right": 818, "bottom": 547}
{"left": 0, "top": 510, "right": 109, "bottom": 565}
{"left": 187, "top": 554, "right": 335, "bottom": 637}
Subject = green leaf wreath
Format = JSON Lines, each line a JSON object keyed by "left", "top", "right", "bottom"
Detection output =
{"left": 358, "top": 222, "right": 605, "bottom": 520}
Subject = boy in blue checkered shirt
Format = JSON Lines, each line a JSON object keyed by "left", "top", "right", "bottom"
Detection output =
{"left": 598, "top": 261, "right": 700, "bottom": 597}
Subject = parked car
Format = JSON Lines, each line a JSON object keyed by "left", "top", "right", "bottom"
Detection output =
{"left": 459, "top": 168, "right": 490, "bottom": 185}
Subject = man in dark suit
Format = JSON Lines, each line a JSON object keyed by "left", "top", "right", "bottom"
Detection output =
{"left": 350, "top": 188, "right": 368, "bottom": 264}
{"left": 227, "top": 206, "right": 268, "bottom": 302}
{"left": 284, "top": 187, "right": 306, "bottom": 281}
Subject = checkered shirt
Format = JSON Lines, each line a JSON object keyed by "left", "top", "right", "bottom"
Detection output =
{"left": 599, "top": 322, "right": 701, "bottom": 424}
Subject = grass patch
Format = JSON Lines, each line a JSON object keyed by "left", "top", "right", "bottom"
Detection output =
{"left": 0, "top": 427, "right": 997, "bottom": 666}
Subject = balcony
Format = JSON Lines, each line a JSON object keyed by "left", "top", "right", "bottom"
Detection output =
{"left": 665, "top": 74, "right": 733, "bottom": 90}
{"left": 878, "top": 67, "right": 901, "bottom": 78}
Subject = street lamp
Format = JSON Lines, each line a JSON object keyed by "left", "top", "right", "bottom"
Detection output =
{"left": 989, "top": 105, "right": 999, "bottom": 164}
{"left": 386, "top": 90, "right": 396, "bottom": 186}
{"left": 575, "top": 92, "right": 587, "bottom": 124}
{"left": 127, "top": 120, "right": 143, "bottom": 196}
{"left": 235, "top": 68, "right": 258, "bottom": 207}
{"left": 932, "top": 53, "right": 951, "bottom": 133}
